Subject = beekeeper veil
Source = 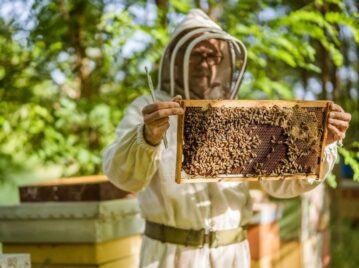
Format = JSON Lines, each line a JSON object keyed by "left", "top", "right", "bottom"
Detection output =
{"left": 158, "top": 9, "right": 247, "bottom": 100}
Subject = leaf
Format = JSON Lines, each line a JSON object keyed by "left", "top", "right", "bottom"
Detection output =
{"left": 325, "top": 173, "right": 337, "bottom": 188}
{"left": 339, "top": 147, "right": 359, "bottom": 182}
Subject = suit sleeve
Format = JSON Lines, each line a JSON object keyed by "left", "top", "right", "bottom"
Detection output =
{"left": 102, "top": 96, "right": 162, "bottom": 192}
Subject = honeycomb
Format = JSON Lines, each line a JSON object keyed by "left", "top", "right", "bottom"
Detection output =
{"left": 181, "top": 103, "right": 328, "bottom": 179}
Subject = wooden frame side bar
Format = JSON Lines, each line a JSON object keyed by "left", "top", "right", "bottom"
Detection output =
{"left": 176, "top": 102, "right": 186, "bottom": 184}
{"left": 318, "top": 101, "right": 332, "bottom": 179}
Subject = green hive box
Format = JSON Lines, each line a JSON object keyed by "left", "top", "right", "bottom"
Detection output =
{"left": 0, "top": 198, "right": 144, "bottom": 243}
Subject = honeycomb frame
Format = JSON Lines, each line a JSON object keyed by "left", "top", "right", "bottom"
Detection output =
{"left": 176, "top": 100, "right": 331, "bottom": 184}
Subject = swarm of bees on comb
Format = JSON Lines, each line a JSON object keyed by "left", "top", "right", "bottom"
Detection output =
{"left": 181, "top": 103, "right": 327, "bottom": 179}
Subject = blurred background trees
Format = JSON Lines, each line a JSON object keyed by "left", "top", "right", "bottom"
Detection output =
{"left": 0, "top": 0, "right": 358, "bottom": 182}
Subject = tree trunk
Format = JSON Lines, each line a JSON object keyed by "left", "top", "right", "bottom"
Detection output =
{"left": 319, "top": 43, "right": 330, "bottom": 100}
{"left": 59, "top": 0, "right": 94, "bottom": 99}
{"left": 71, "top": 1, "right": 93, "bottom": 99}
{"left": 357, "top": 41, "right": 359, "bottom": 94}
{"left": 194, "top": 0, "right": 201, "bottom": 9}
{"left": 300, "top": 68, "right": 308, "bottom": 99}
{"left": 155, "top": 0, "right": 168, "bottom": 28}
{"left": 331, "top": 24, "right": 341, "bottom": 102}
{"left": 342, "top": 29, "right": 352, "bottom": 102}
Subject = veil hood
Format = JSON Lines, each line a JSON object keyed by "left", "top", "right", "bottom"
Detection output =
{"left": 157, "top": 9, "right": 247, "bottom": 100}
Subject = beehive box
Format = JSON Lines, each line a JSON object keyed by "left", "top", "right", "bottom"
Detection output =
{"left": 19, "top": 176, "right": 132, "bottom": 202}
{"left": 249, "top": 181, "right": 330, "bottom": 267}
{"left": 0, "top": 198, "right": 144, "bottom": 243}
{"left": 176, "top": 100, "right": 331, "bottom": 183}
{"left": 3, "top": 236, "right": 141, "bottom": 268}
{"left": 339, "top": 179, "right": 359, "bottom": 221}
{"left": 247, "top": 200, "right": 281, "bottom": 261}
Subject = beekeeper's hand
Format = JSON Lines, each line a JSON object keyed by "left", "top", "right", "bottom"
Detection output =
{"left": 142, "top": 95, "right": 183, "bottom": 146}
{"left": 326, "top": 103, "right": 351, "bottom": 145}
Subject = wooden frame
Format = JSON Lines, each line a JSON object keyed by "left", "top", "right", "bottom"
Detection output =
{"left": 176, "top": 100, "right": 331, "bottom": 184}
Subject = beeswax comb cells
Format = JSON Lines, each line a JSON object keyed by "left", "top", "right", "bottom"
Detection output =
{"left": 175, "top": 100, "right": 331, "bottom": 184}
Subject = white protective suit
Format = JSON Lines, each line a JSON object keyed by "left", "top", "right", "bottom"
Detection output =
{"left": 103, "top": 9, "right": 337, "bottom": 268}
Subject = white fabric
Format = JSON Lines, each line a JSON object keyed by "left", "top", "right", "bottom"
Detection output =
{"left": 102, "top": 91, "right": 337, "bottom": 268}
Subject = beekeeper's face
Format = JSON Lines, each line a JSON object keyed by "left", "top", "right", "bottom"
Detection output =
{"left": 176, "top": 38, "right": 223, "bottom": 98}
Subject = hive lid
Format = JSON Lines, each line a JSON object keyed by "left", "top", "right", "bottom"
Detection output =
{"left": 19, "top": 176, "right": 133, "bottom": 202}
{"left": 0, "top": 198, "right": 140, "bottom": 220}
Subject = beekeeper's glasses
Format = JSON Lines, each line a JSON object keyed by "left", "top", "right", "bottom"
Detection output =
{"left": 190, "top": 51, "right": 223, "bottom": 66}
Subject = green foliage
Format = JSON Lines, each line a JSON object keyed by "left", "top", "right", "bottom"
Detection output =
{"left": 326, "top": 172, "right": 337, "bottom": 188}
{"left": 0, "top": 2, "right": 146, "bottom": 181}
{"left": 221, "top": 0, "right": 358, "bottom": 103}
{"left": 326, "top": 142, "right": 359, "bottom": 188}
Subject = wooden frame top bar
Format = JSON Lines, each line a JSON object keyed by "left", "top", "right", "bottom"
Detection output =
{"left": 180, "top": 99, "right": 330, "bottom": 108}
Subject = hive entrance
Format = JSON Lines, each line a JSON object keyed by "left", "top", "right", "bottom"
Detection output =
{"left": 176, "top": 100, "right": 331, "bottom": 183}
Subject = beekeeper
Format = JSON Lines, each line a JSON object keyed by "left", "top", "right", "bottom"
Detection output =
{"left": 103, "top": 9, "right": 351, "bottom": 268}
